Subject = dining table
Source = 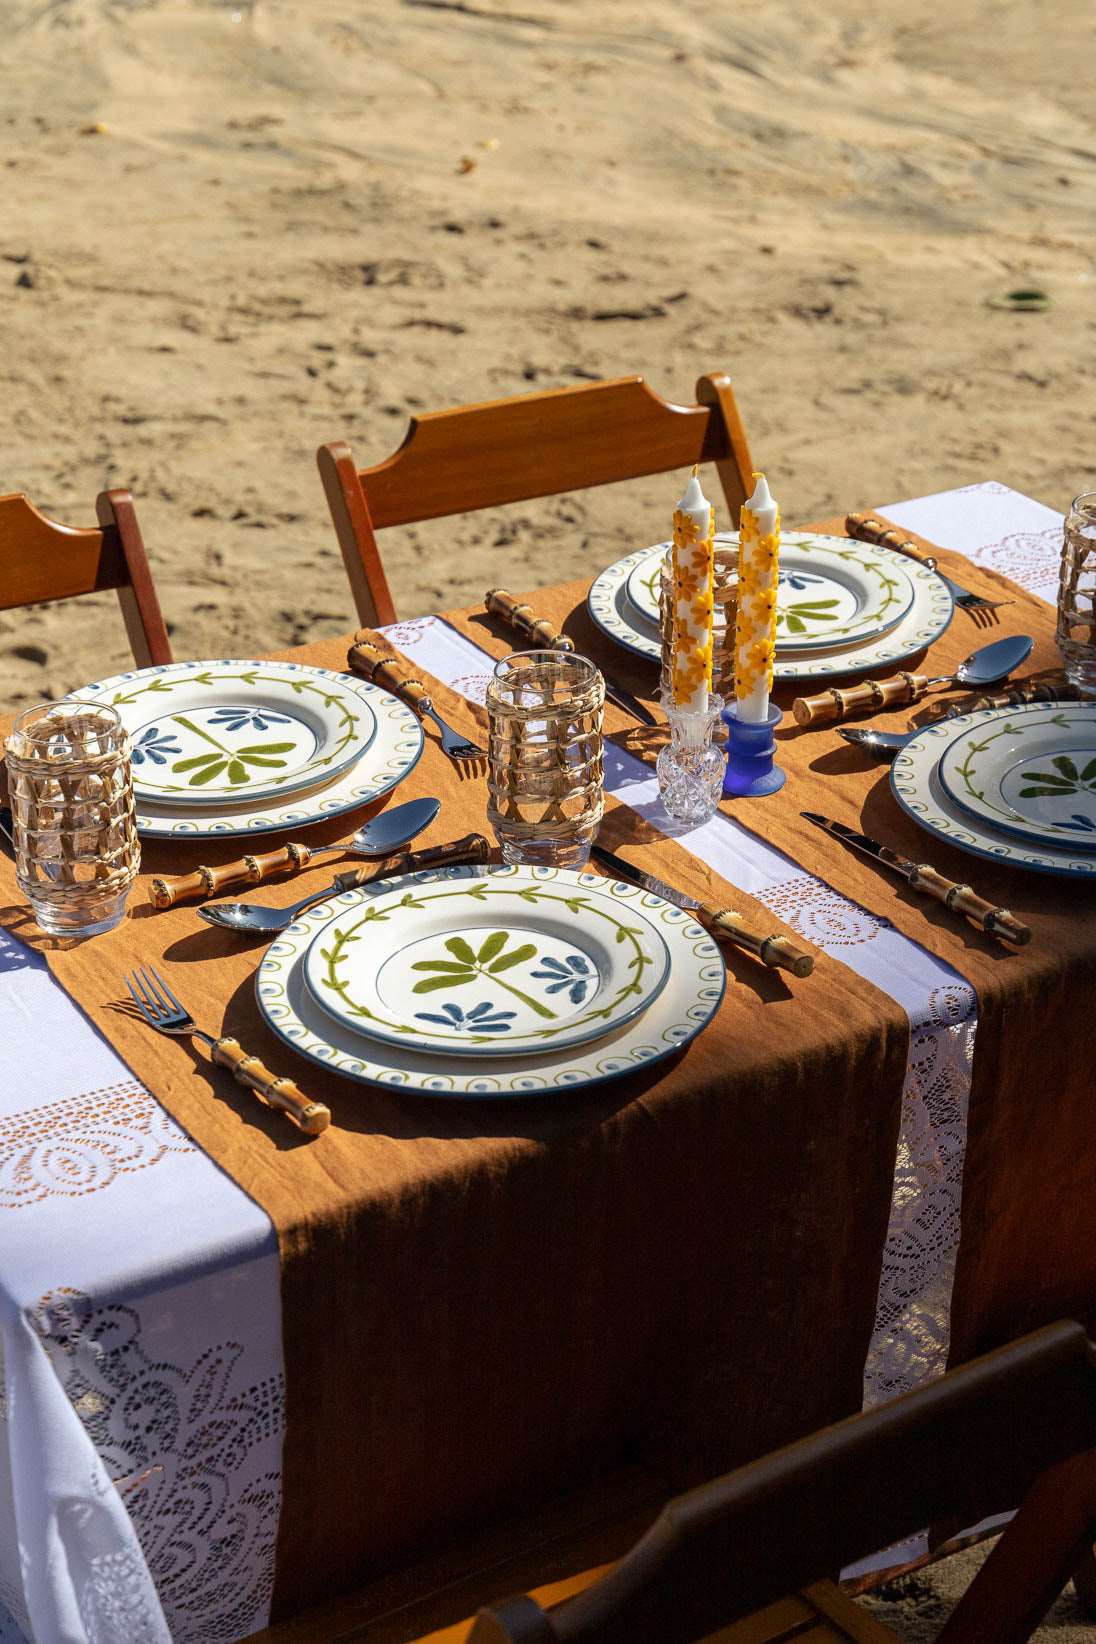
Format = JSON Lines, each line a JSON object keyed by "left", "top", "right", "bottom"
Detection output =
{"left": 1, "top": 479, "right": 1092, "bottom": 1644}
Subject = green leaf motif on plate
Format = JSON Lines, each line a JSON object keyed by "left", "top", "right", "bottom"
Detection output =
{"left": 1018, "top": 755, "right": 1096, "bottom": 800}
{"left": 410, "top": 931, "right": 558, "bottom": 1018}
{"left": 316, "top": 883, "right": 663, "bottom": 1048}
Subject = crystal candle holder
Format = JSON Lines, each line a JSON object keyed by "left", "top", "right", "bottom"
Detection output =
{"left": 656, "top": 690, "right": 725, "bottom": 824}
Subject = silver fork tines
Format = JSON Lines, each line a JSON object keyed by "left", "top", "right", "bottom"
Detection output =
{"left": 122, "top": 966, "right": 330, "bottom": 1134}
{"left": 127, "top": 963, "right": 198, "bottom": 1037}
{"left": 419, "top": 697, "right": 486, "bottom": 768}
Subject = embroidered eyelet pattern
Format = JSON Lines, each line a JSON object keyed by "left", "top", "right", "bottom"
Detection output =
{"left": 0, "top": 1083, "right": 194, "bottom": 1210}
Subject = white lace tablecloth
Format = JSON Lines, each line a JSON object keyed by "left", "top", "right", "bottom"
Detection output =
{"left": 0, "top": 483, "right": 1063, "bottom": 1640}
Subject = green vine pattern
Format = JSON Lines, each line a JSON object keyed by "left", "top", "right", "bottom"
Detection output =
{"left": 112, "top": 669, "right": 361, "bottom": 794}
{"left": 952, "top": 713, "right": 1094, "bottom": 830}
{"left": 317, "top": 883, "right": 657, "bottom": 1046}
{"left": 637, "top": 539, "right": 905, "bottom": 640}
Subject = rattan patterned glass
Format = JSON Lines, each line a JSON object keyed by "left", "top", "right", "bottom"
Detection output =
{"left": 485, "top": 651, "right": 605, "bottom": 869}
{"left": 5, "top": 701, "right": 140, "bottom": 935}
{"left": 1058, "top": 493, "right": 1096, "bottom": 697}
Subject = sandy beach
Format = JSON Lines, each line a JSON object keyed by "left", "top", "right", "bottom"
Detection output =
{"left": 1, "top": 0, "right": 1094, "bottom": 706}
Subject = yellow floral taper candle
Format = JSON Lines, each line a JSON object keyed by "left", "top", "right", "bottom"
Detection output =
{"left": 733, "top": 472, "right": 781, "bottom": 723}
{"left": 670, "top": 466, "right": 716, "bottom": 715}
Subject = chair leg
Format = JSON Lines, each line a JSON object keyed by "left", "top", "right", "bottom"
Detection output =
{"left": 317, "top": 440, "right": 398, "bottom": 628}
{"left": 1073, "top": 1542, "right": 1096, "bottom": 1617}
{"left": 97, "top": 489, "right": 173, "bottom": 667}
{"left": 934, "top": 1449, "right": 1096, "bottom": 1644}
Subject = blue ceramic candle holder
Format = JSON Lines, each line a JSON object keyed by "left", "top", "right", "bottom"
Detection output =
{"left": 722, "top": 702, "right": 786, "bottom": 798}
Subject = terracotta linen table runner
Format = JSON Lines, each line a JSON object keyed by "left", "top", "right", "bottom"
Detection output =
{"left": 0, "top": 629, "right": 911, "bottom": 1621}
{"left": 448, "top": 515, "right": 1096, "bottom": 1375}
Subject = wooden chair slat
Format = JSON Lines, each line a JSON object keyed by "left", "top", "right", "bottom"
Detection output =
{"left": 465, "top": 1323, "right": 1096, "bottom": 1644}
{"left": 0, "top": 489, "right": 172, "bottom": 669}
{"left": 317, "top": 372, "right": 755, "bottom": 630}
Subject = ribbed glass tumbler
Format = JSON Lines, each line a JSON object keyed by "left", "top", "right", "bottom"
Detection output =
{"left": 1058, "top": 493, "right": 1096, "bottom": 697}
{"left": 486, "top": 650, "right": 605, "bottom": 869}
{"left": 5, "top": 702, "right": 140, "bottom": 936}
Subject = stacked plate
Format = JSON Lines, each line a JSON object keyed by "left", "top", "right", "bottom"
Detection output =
{"left": 892, "top": 701, "right": 1096, "bottom": 878}
{"left": 588, "top": 532, "right": 954, "bottom": 683}
{"left": 257, "top": 862, "right": 727, "bottom": 1098}
{"left": 67, "top": 659, "right": 425, "bottom": 838}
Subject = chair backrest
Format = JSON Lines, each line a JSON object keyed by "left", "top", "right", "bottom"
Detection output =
{"left": 0, "top": 489, "right": 172, "bottom": 669}
{"left": 317, "top": 373, "right": 755, "bottom": 628}
{"left": 468, "top": 1322, "right": 1096, "bottom": 1644}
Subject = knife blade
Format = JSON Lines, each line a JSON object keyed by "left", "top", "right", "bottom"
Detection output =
{"left": 800, "top": 812, "right": 1030, "bottom": 945}
{"left": 590, "top": 844, "right": 814, "bottom": 977}
{"left": 484, "top": 587, "right": 656, "bottom": 727}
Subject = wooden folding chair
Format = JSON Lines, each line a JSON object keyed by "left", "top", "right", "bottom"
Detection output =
{"left": 317, "top": 374, "right": 754, "bottom": 628}
{"left": 244, "top": 1323, "right": 1096, "bottom": 1644}
{"left": 0, "top": 489, "right": 172, "bottom": 668}
{"left": 467, "top": 1321, "right": 1096, "bottom": 1644}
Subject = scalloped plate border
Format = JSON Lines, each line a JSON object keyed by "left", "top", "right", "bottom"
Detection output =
{"left": 257, "top": 863, "right": 727, "bottom": 1097}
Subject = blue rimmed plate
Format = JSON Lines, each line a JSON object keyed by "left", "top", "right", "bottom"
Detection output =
{"left": 891, "top": 703, "right": 1096, "bottom": 878}
{"left": 68, "top": 660, "right": 424, "bottom": 839}
{"left": 301, "top": 867, "right": 672, "bottom": 1058}
{"left": 257, "top": 863, "right": 726, "bottom": 1098}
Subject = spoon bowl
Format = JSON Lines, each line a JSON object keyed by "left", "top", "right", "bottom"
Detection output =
{"left": 197, "top": 796, "right": 440, "bottom": 933}
{"left": 838, "top": 636, "right": 1036, "bottom": 762}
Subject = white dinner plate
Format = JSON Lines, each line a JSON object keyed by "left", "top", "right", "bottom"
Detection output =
{"left": 68, "top": 661, "right": 424, "bottom": 839}
{"left": 589, "top": 536, "right": 953, "bottom": 684}
{"left": 937, "top": 705, "right": 1096, "bottom": 851}
{"left": 302, "top": 868, "right": 671, "bottom": 1057}
{"left": 72, "top": 659, "right": 375, "bottom": 807}
{"left": 890, "top": 703, "right": 1096, "bottom": 878}
{"left": 625, "top": 534, "right": 915, "bottom": 652}
{"left": 258, "top": 863, "right": 726, "bottom": 1098}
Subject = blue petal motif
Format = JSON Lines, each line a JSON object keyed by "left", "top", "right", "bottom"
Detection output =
{"left": 531, "top": 952, "right": 591, "bottom": 1004}
{"left": 414, "top": 1000, "right": 516, "bottom": 1033}
{"left": 778, "top": 570, "right": 825, "bottom": 591}
{"left": 1062, "top": 813, "right": 1096, "bottom": 833}
{"left": 208, "top": 708, "right": 293, "bottom": 733}
{"left": 131, "top": 726, "right": 182, "bottom": 766}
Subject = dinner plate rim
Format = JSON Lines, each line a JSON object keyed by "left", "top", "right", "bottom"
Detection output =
{"left": 935, "top": 704, "right": 1096, "bottom": 853}
{"left": 890, "top": 703, "right": 1096, "bottom": 878}
{"left": 622, "top": 533, "right": 917, "bottom": 654}
{"left": 300, "top": 865, "right": 674, "bottom": 1058}
{"left": 67, "top": 659, "right": 425, "bottom": 838}
{"left": 589, "top": 534, "right": 953, "bottom": 682}
{"left": 256, "top": 863, "right": 727, "bottom": 1098}
{"left": 113, "top": 662, "right": 379, "bottom": 808}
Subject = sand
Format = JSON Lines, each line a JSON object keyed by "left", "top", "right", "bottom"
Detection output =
{"left": 1, "top": 0, "right": 1094, "bottom": 708}
{"left": 2, "top": 7, "right": 1095, "bottom": 1631}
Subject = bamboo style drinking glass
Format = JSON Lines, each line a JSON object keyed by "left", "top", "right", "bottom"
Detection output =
{"left": 486, "top": 651, "right": 605, "bottom": 868}
{"left": 5, "top": 702, "right": 140, "bottom": 936}
{"left": 1058, "top": 493, "right": 1096, "bottom": 696}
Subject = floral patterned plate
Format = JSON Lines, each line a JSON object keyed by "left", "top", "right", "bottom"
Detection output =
{"left": 302, "top": 868, "right": 672, "bottom": 1057}
{"left": 68, "top": 661, "right": 424, "bottom": 839}
{"left": 71, "top": 659, "right": 375, "bottom": 807}
{"left": 588, "top": 539, "right": 952, "bottom": 683}
{"left": 624, "top": 533, "right": 916, "bottom": 652}
{"left": 891, "top": 703, "right": 1096, "bottom": 878}
{"left": 258, "top": 863, "right": 726, "bottom": 1098}
{"left": 936, "top": 705, "right": 1096, "bottom": 851}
